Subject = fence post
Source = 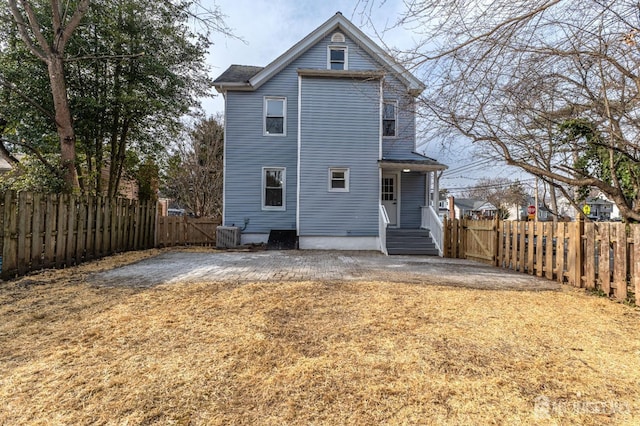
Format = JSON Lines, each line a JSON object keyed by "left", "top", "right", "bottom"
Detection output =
{"left": 574, "top": 216, "right": 584, "bottom": 287}
{"left": 633, "top": 224, "right": 640, "bottom": 305}
{"left": 493, "top": 217, "right": 500, "bottom": 266}
{"left": 2, "top": 191, "right": 18, "bottom": 279}
{"left": 443, "top": 217, "right": 449, "bottom": 258}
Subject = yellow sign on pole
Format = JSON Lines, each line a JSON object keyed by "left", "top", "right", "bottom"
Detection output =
{"left": 582, "top": 204, "right": 591, "bottom": 216}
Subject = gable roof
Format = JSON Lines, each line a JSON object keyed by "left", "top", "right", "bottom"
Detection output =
{"left": 214, "top": 12, "right": 425, "bottom": 95}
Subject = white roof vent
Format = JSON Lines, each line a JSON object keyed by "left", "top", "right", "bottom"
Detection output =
{"left": 331, "top": 32, "right": 345, "bottom": 43}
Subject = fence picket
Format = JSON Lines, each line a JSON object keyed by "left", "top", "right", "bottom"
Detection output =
{"left": 633, "top": 225, "right": 640, "bottom": 305}
{"left": 612, "top": 223, "right": 627, "bottom": 300}
{"left": 518, "top": 221, "right": 526, "bottom": 273}
{"left": 55, "top": 194, "right": 68, "bottom": 268}
{"left": 17, "top": 192, "right": 30, "bottom": 275}
{"left": 76, "top": 196, "right": 86, "bottom": 263}
{"left": 556, "top": 222, "right": 565, "bottom": 283}
{"left": 599, "top": 224, "right": 611, "bottom": 296}
{"left": 66, "top": 195, "right": 77, "bottom": 266}
{"left": 584, "top": 223, "right": 596, "bottom": 289}
{"left": 2, "top": 192, "right": 17, "bottom": 278}
{"left": 545, "top": 223, "right": 554, "bottom": 280}
{"left": 31, "top": 193, "right": 42, "bottom": 269}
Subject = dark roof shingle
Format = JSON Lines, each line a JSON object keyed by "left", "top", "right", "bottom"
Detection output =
{"left": 213, "top": 65, "right": 263, "bottom": 84}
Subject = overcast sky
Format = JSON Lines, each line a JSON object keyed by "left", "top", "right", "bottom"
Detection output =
{"left": 200, "top": 0, "right": 530, "bottom": 194}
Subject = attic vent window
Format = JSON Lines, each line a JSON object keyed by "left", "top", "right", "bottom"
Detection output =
{"left": 331, "top": 32, "right": 345, "bottom": 43}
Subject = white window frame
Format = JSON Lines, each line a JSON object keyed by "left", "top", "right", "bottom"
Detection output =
{"left": 327, "top": 45, "right": 348, "bottom": 70}
{"left": 263, "top": 97, "right": 287, "bottom": 136}
{"left": 328, "top": 167, "right": 350, "bottom": 192}
{"left": 382, "top": 99, "right": 398, "bottom": 138}
{"left": 262, "top": 167, "right": 286, "bottom": 211}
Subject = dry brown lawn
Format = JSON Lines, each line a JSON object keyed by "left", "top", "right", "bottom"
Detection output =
{"left": 1, "top": 249, "right": 639, "bottom": 425}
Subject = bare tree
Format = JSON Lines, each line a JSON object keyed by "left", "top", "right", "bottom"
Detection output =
{"left": 463, "top": 177, "right": 529, "bottom": 219}
{"left": 361, "top": 0, "right": 640, "bottom": 221}
{"left": 164, "top": 115, "right": 223, "bottom": 218}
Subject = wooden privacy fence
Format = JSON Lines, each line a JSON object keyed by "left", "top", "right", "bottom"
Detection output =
{"left": 443, "top": 218, "right": 640, "bottom": 304}
{"left": 157, "top": 216, "right": 221, "bottom": 247}
{"left": 0, "top": 191, "right": 157, "bottom": 279}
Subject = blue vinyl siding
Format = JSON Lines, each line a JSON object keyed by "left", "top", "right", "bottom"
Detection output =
{"left": 382, "top": 78, "right": 417, "bottom": 160}
{"left": 223, "top": 27, "right": 419, "bottom": 236}
{"left": 223, "top": 72, "right": 298, "bottom": 232}
{"left": 400, "top": 172, "right": 425, "bottom": 228}
{"left": 299, "top": 77, "right": 380, "bottom": 236}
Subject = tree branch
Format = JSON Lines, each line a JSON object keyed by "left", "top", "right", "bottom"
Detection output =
{"left": 0, "top": 75, "right": 57, "bottom": 122}
{"left": 58, "top": 0, "right": 89, "bottom": 51}
{"left": 7, "top": 0, "right": 50, "bottom": 62}
{"left": 64, "top": 52, "right": 146, "bottom": 62}
{"left": 11, "top": 140, "right": 61, "bottom": 176}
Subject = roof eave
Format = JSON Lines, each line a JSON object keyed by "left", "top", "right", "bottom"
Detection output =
{"left": 213, "top": 82, "right": 254, "bottom": 93}
{"left": 379, "top": 160, "right": 447, "bottom": 172}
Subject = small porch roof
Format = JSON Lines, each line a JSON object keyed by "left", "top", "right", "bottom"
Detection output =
{"left": 379, "top": 152, "right": 447, "bottom": 172}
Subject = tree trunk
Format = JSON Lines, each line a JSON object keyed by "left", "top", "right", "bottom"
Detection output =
{"left": 48, "top": 55, "right": 80, "bottom": 192}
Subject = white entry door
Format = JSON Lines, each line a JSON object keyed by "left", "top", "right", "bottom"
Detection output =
{"left": 382, "top": 173, "right": 398, "bottom": 227}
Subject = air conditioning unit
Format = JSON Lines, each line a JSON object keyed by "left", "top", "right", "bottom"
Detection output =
{"left": 216, "top": 226, "right": 241, "bottom": 248}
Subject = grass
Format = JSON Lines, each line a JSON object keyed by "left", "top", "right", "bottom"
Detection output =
{"left": 1, "top": 249, "right": 639, "bottom": 425}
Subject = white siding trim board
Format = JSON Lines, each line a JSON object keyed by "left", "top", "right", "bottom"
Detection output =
{"left": 222, "top": 92, "right": 228, "bottom": 225}
{"left": 296, "top": 74, "right": 302, "bottom": 236}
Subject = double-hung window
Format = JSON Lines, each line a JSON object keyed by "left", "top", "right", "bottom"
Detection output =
{"left": 262, "top": 167, "right": 286, "bottom": 210}
{"left": 264, "top": 97, "right": 286, "bottom": 136}
{"left": 383, "top": 100, "right": 397, "bottom": 137}
{"left": 328, "top": 46, "right": 347, "bottom": 70}
{"left": 328, "top": 167, "right": 349, "bottom": 192}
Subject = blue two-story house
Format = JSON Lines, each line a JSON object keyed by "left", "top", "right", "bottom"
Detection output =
{"left": 213, "top": 13, "right": 447, "bottom": 254}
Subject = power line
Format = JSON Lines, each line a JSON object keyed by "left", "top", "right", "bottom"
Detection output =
{"left": 444, "top": 177, "right": 536, "bottom": 192}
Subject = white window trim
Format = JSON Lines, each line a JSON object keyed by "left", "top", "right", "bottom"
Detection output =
{"left": 327, "top": 45, "right": 348, "bottom": 70}
{"left": 263, "top": 96, "right": 287, "bottom": 137}
{"left": 262, "top": 167, "right": 286, "bottom": 211}
{"left": 328, "top": 167, "right": 350, "bottom": 192}
{"left": 383, "top": 99, "right": 398, "bottom": 138}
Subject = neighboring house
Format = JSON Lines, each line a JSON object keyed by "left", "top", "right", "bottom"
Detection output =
{"left": 213, "top": 13, "right": 447, "bottom": 252}
{"left": 0, "top": 153, "right": 25, "bottom": 174}
{"left": 0, "top": 157, "right": 14, "bottom": 174}
{"left": 582, "top": 196, "right": 615, "bottom": 221}
{"left": 557, "top": 192, "right": 619, "bottom": 221}
{"left": 99, "top": 165, "right": 139, "bottom": 200}
{"left": 438, "top": 198, "right": 450, "bottom": 220}
{"left": 452, "top": 198, "right": 498, "bottom": 220}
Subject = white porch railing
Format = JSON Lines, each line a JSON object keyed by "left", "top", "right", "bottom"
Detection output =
{"left": 421, "top": 205, "right": 443, "bottom": 256}
{"left": 379, "top": 204, "right": 390, "bottom": 255}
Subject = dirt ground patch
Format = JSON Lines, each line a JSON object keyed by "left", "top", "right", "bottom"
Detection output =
{"left": 1, "top": 248, "right": 639, "bottom": 425}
